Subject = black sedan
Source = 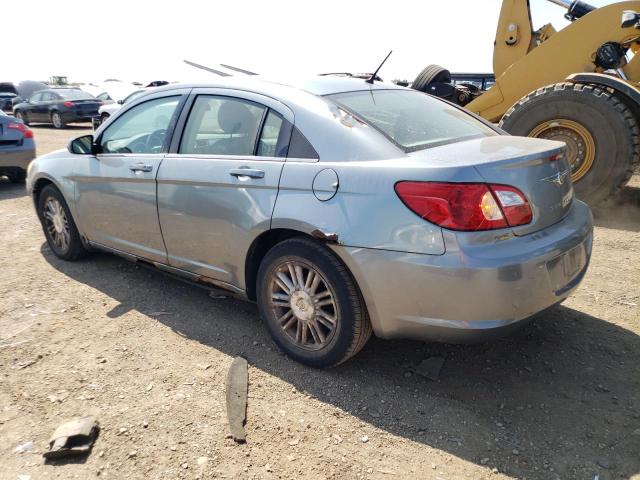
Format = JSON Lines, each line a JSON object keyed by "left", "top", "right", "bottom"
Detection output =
{"left": 13, "top": 88, "right": 101, "bottom": 129}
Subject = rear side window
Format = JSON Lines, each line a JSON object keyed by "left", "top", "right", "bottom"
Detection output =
{"left": 257, "top": 111, "right": 284, "bottom": 157}
{"left": 327, "top": 89, "right": 496, "bottom": 152}
{"left": 58, "top": 89, "right": 94, "bottom": 100}
{"left": 180, "top": 95, "right": 265, "bottom": 156}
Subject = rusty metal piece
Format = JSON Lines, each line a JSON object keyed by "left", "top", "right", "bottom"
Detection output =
{"left": 225, "top": 357, "right": 248, "bottom": 443}
{"left": 311, "top": 229, "right": 339, "bottom": 243}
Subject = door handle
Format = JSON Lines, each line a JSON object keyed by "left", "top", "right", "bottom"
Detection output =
{"left": 129, "top": 163, "right": 153, "bottom": 173}
{"left": 229, "top": 167, "right": 265, "bottom": 179}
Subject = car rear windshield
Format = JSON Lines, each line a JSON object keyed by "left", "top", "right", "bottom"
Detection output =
{"left": 58, "top": 89, "right": 94, "bottom": 100}
{"left": 327, "top": 89, "right": 496, "bottom": 152}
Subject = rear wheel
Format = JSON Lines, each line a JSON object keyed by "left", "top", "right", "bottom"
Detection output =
{"left": 51, "top": 111, "right": 65, "bottom": 129}
{"left": 257, "top": 237, "right": 372, "bottom": 368}
{"left": 500, "top": 82, "right": 640, "bottom": 205}
{"left": 6, "top": 169, "right": 26, "bottom": 184}
{"left": 412, "top": 65, "right": 451, "bottom": 93}
{"left": 37, "top": 184, "right": 88, "bottom": 260}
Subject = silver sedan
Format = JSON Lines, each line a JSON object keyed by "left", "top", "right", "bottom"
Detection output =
{"left": 26, "top": 77, "right": 593, "bottom": 367}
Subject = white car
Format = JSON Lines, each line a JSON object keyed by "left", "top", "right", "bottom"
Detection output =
{"left": 95, "top": 88, "right": 158, "bottom": 127}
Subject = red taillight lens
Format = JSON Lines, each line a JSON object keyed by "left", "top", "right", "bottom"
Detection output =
{"left": 7, "top": 122, "right": 34, "bottom": 139}
{"left": 395, "top": 182, "right": 532, "bottom": 231}
{"left": 63, "top": 101, "right": 75, "bottom": 107}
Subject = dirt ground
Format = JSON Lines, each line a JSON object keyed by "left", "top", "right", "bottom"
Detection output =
{"left": 1, "top": 125, "right": 639, "bottom": 480}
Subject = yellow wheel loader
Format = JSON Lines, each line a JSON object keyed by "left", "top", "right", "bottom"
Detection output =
{"left": 413, "top": 0, "right": 640, "bottom": 205}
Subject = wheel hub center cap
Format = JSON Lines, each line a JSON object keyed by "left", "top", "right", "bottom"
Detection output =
{"left": 290, "top": 290, "right": 314, "bottom": 321}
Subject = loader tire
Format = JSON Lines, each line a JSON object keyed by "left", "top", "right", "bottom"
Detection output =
{"left": 500, "top": 82, "right": 640, "bottom": 206}
{"left": 412, "top": 65, "right": 451, "bottom": 93}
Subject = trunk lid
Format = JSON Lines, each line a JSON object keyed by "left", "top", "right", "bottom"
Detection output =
{"left": 70, "top": 99, "right": 101, "bottom": 114}
{"left": 408, "top": 135, "right": 573, "bottom": 236}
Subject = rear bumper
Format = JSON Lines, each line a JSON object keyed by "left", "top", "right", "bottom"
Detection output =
{"left": 61, "top": 111, "right": 98, "bottom": 123}
{"left": 0, "top": 143, "right": 36, "bottom": 170}
{"left": 333, "top": 200, "right": 593, "bottom": 343}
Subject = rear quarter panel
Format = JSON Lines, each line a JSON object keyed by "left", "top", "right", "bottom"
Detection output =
{"left": 273, "top": 158, "right": 489, "bottom": 255}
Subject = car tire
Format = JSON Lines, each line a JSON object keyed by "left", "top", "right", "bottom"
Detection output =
{"left": 412, "top": 65, "right": 452, "bottom": 93}
{"left": 500, "top": 82, "right": 640, "bottom": 205}
{"left": 100, "top": 113, "right": 110, "bottom": 125}
{"left": 257, "top": 237, "right": 372, "bottom": 368}
{"left": 6, "top": 169, "right": 26, "bottom": 184}
{"left": 14, "top": 110, "right": 29, "bottom": 126}
{"left": 37, "top": 184, "right": 89, "bottom": 261}
{"left": 51, "top": 111, "right": 65, "bottom": 129}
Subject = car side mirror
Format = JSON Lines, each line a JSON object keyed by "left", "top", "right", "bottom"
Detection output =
{"left": 117, "top": 99, "right": 124, "bottom": 105}
{"left": 68, "top": 134, "right": 100, "bottom": 155}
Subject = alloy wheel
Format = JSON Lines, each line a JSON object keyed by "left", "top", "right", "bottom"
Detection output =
{"left": 52, "top": 112, "right": 62, "bottom": 128}
{"left": 269, "top": 260, "right": 338, "bottom": 351}
{"left": 42, "top": 197, "right": 70, "bottom": 252}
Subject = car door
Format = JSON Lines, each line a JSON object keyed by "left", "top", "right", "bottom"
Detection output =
{"left": 156, "top": 89, "right": 293, "bottom": 287}
{"left": 27, "top": 92, "right": 43, "bottom": 121}
{"left": 74, "top": 91, "right": 187, "bottom": 262}
{"left": 40, "top": 91, "right": 57, "bottom": 121}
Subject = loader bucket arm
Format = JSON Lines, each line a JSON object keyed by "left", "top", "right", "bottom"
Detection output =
{"left": 470, "top": 1, "right": 640, "bottom": 122}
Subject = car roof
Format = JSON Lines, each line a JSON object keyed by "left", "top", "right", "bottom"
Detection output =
{"left": 148, "top": 76, "right": 406, "bottom": 101}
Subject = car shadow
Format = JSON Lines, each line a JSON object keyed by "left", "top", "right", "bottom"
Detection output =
{"left": 42, "top": 245, "right": 640, "bottom": 479}
{"left": 0, "top": 178, "right": 28, "bottom": 199}
{"left": 592, "top": 185, "right": 640, "bottom": 233}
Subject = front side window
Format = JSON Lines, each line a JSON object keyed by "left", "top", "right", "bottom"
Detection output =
{"left": 180, "top": 96, "right": 265, "bottom": 156}
{"left": 327, "top": 89, "right": 496, "bottom": 152}
{"left": 99, "top": 96, "right": 179, "bottom": 154}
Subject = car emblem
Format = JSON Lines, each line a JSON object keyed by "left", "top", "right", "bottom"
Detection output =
{"left": 541, "top": 168, "right": 570, "bottom": 186}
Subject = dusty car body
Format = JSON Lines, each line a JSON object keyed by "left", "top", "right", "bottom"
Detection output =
{"left": 26, "top": 77, "right": 593, "bottom": 366}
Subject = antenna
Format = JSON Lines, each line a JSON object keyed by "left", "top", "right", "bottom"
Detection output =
{"left": 366, "top": 50, "right": 393, "bottom": 84}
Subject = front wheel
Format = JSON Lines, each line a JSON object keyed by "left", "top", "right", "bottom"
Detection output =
{"left": 14, "top": 110, "right": 28, "bottom": 125}
{"left": 51, "top": 111, "right": 65, "bottom": 129}
{"left": 257, "top": 237, "right": 372, "bottom": 367}
{"left": 37, "top": 184, "right": 88, "bottom": 260}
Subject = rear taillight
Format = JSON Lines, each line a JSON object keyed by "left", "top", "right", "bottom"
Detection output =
{"left": 395, "top": 182, "right": 532, "bottom": 231}
{"left": 7, "top": 122, "right": 33, "bottom": 139}
{"left": 63, "top": 101, "right": 75, "bottom": 107}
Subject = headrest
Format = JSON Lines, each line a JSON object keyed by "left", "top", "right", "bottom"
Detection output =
{"left": 218, "top": 100, "right": 255, "bottom": 134}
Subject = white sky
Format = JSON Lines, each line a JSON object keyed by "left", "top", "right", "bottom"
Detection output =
{"left": 8, "top": 0, "right": 618, "bottom": 85}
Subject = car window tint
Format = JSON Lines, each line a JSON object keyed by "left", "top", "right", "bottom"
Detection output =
{"left": 257, "top": 110, "right": 283, "bottom": 157}
{"left": 328, "top": 89, "right": 496, "bottom": 152}
{"left": 30, "top": 93, "right": 42, "bottom": 102}
{"left": 100, "top": 96, "right": 180, "bottom": 154}
{"left": 180, "top": 95, "right": 265, "bottom": 156}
